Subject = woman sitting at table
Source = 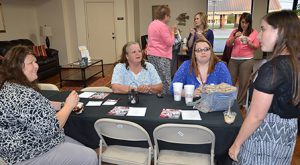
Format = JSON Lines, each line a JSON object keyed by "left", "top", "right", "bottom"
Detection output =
{"left": 111, "top": 41, "right": 163, "bottom": 94}
{"left": 170, "top": 39, "right": 232, "bottom": 96}
{"left": 0, "top": 46, "right": 98, "bottom": 165}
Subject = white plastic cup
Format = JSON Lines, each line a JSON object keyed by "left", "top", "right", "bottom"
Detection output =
{"left": 184, "top": 84, "right": 195, "bottom": 104}
{"left": 173, "top": 82, "right": 183, "bottom": 101}
{"left": 240, "top": 36, "right": 248, "bottom": 44}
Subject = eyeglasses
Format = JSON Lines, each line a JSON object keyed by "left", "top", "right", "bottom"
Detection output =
{"left": 194, "top": 47, "right": 210, "bottom": 53}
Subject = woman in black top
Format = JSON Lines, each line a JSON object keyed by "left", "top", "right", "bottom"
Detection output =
{"left": 229, "top": 10, "right": 300, "bottom": 165}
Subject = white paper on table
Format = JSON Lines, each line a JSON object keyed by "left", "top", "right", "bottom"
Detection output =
{"left": 79, "top": 92, "right": 96, "bottom": 98}
{"left": 126, "top": 107, "right": 147, "bottom": 117}
{"left": 102, "top": 99, "right": 118, "bottom": 105}
{"left": 86, "top": 101, "right": 103, "bottom": 106}
{"left": 181, "top": 110, "right": 202, "bottom": 120}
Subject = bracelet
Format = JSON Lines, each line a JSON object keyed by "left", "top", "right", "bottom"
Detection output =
{"left": 61, "top": 102, "right": 65, "bottom": 108}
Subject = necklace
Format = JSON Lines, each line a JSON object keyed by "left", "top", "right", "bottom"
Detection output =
{"left": 199, "top": 72, "right": 206, "bottom": 85}
{"left": 198, "top": 68, "right": 207, "bottom": 85}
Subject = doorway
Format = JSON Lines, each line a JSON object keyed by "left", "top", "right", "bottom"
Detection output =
{"left": 85, "top": 2, "right": 116, "bottom": 64}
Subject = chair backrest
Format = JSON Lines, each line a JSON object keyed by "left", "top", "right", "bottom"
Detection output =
{"left": 221, "top": 44, "right": 233, "bottom": 64}
{"left": 37, "top": 83, "right": 59, "bottom": 91}
{"left": 81, "top": 86, "right": 112, "bottom": 92}
{"left": 94, "top": 118, "right": 153, "bottom": 148}
{"left": 140, "top": 35, "right": 148, "bottom": 50}
{"left": 0, "top": 158, "right": 7, "bottom": 165}
{"left": 153, "top": 123, "right": 215, "bottom": 152}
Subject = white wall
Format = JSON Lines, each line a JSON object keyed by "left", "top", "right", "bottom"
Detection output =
{"left": 0, "top": 0, "right": 39, "bottom": 43}
{"left": 138, "top": 0, "right": 207, "bottom": 39}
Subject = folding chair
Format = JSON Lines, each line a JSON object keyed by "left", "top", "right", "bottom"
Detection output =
{"left": 94, "top": 118, "right": 153, "bottom": 165}
{"left": 0, "top": 158, "right": 6, "bottom": 165}
{"left": 153, "top": 123, "right": 215, "bottom": 165}
{"left": 37, "top": 83, "right": 59, "bottom": 91}
{"left": 81, "top": 87, "right": 112, "bottom": 93}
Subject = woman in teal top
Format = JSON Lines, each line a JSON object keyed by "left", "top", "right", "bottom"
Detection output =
{"left": 111, "top": 42, "right": 163, "bottom": 94}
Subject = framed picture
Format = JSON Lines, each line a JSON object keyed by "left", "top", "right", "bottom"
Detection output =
{"left": 0, "top": 3, "right": 6, "bottom": 33}
{"left": 152, "top": 5, "right": 168, "bottom": 20}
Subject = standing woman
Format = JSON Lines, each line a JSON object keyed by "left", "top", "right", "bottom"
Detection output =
{"left": 187, "top": 12, "right": 214, "bottom": 57}
{"left": 229, "top": 10, "right": 300, "bottom": 164}
{"left": 147, "top": 5, "right": 176, "bottom": 94}
{"left": 226, "top": 12, "right": 259, "bottom": 106}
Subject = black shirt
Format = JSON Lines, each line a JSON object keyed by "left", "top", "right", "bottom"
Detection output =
{"left": 252, "top": 55, "right": 300, "bottom": 118}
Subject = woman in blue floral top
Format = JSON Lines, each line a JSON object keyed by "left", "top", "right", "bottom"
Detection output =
{"left": 0, "top": 46, "right": 98, "bottom": 165}
{"left": 111, "top": 41, "right": 163, "bottom": 94}
{"left": 170, "top": 39, "right": 232, "bottom": 96}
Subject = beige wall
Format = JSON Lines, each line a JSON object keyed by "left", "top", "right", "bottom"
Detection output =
{"left": 138, "top": 0, "right": 207, "bottom": 40}
{"left": 1, "top": 0, "right": 269, "bottom": 63}
{"left": 61, "top": 0, "right": 78, "bottom": 63}
{"left": 36, "top": 0, "right": 68, "bottom": 64}
{"left": 73, "top": 0, "right": 129, "bottom": 61}
{"left": 0, "top": 0, "right": 39, "bottom": 43}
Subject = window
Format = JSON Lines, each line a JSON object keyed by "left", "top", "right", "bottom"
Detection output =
{"left": 297, "top": 2, "right": 300, "bottom": 16}
{"left": 207, "top": 0, "right": 252, "bottom": 53}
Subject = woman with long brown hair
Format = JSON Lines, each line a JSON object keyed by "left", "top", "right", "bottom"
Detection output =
{"left": 229, "top": 10, "right": 300, "bottom": 164}
{"left": 226, "top": 12, "right": 259, "bottom": 106}
{"left": 170, "top": 39, "right": 231, "bottom": 95}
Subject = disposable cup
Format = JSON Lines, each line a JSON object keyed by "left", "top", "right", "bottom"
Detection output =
{"left": 223, "top": 111, "right": 237, "bottom": 124}
{"left": 240, "top": 36, "right": 248, "bottom": 44}
{"left": 173, "top": 82, "right": 183, "bottom": 101}
{"left": 184, "top": 84, "right": 195, "bottom": 104}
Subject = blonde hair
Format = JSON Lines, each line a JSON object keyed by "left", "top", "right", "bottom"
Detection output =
{"left": 194, "top": 12, "right": 209, "bottom": 31}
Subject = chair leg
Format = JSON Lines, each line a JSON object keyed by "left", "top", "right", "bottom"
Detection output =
{"left": 99, "top": 140, "right": 102, "bottom": 165}
{"left": 148, "top": 147, "right": 152, "bottom": 165}
{"left": 154, "top": 146, "right": 158, "bottom": 165}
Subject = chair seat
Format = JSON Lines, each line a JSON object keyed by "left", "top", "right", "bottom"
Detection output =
{"left": 102, "top": 145, "right": 150, "bottom": 165}
{"left": 157, "top": 150, "right": 211, "bottom": 165}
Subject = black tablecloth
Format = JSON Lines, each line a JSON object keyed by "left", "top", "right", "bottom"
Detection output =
{"left": 41, "top": 91, "right": 243, "bottom": 164}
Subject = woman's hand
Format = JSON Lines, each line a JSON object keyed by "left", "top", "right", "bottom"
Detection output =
{"left": 64, "top": 90, "right": 79, "bottom": 110}
{"left": 235, "top": 31, "right": 242, "bottom": 38}
{"left": 190, "top": 28, "right": 196, "bottom": 35}
{"left": 171, "top": 24, "right": 177, "bottom": 34}
{"left": 137, "top": 85, "right": 151, "bottom": 94}
{"left": 229, "top": 143, "right": 240, "bottom": 162}
{"left": 194, "top": 88, "right": 201, "bottom": 97}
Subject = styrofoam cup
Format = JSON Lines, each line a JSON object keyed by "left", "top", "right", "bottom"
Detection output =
{"left": 184, "top": 84, "right": 195, "bottom": 104}
{"left": 173, "top": 82, "right": 183, "bottom": 101}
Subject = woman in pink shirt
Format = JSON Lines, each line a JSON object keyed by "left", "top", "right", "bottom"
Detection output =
{"left": 226, "top": 12, "right": 259, "bottom": 106}
{"left": 147, "top": 5, "right": 176, "bottom": 94}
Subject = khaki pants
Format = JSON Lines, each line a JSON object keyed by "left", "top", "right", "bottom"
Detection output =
{"left": 228, "top": 59, "right": 254, "bottom": 105}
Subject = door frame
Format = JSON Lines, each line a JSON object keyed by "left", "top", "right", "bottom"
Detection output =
{"left": 84, "top": 0, "right": 117, "bottom": 64}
